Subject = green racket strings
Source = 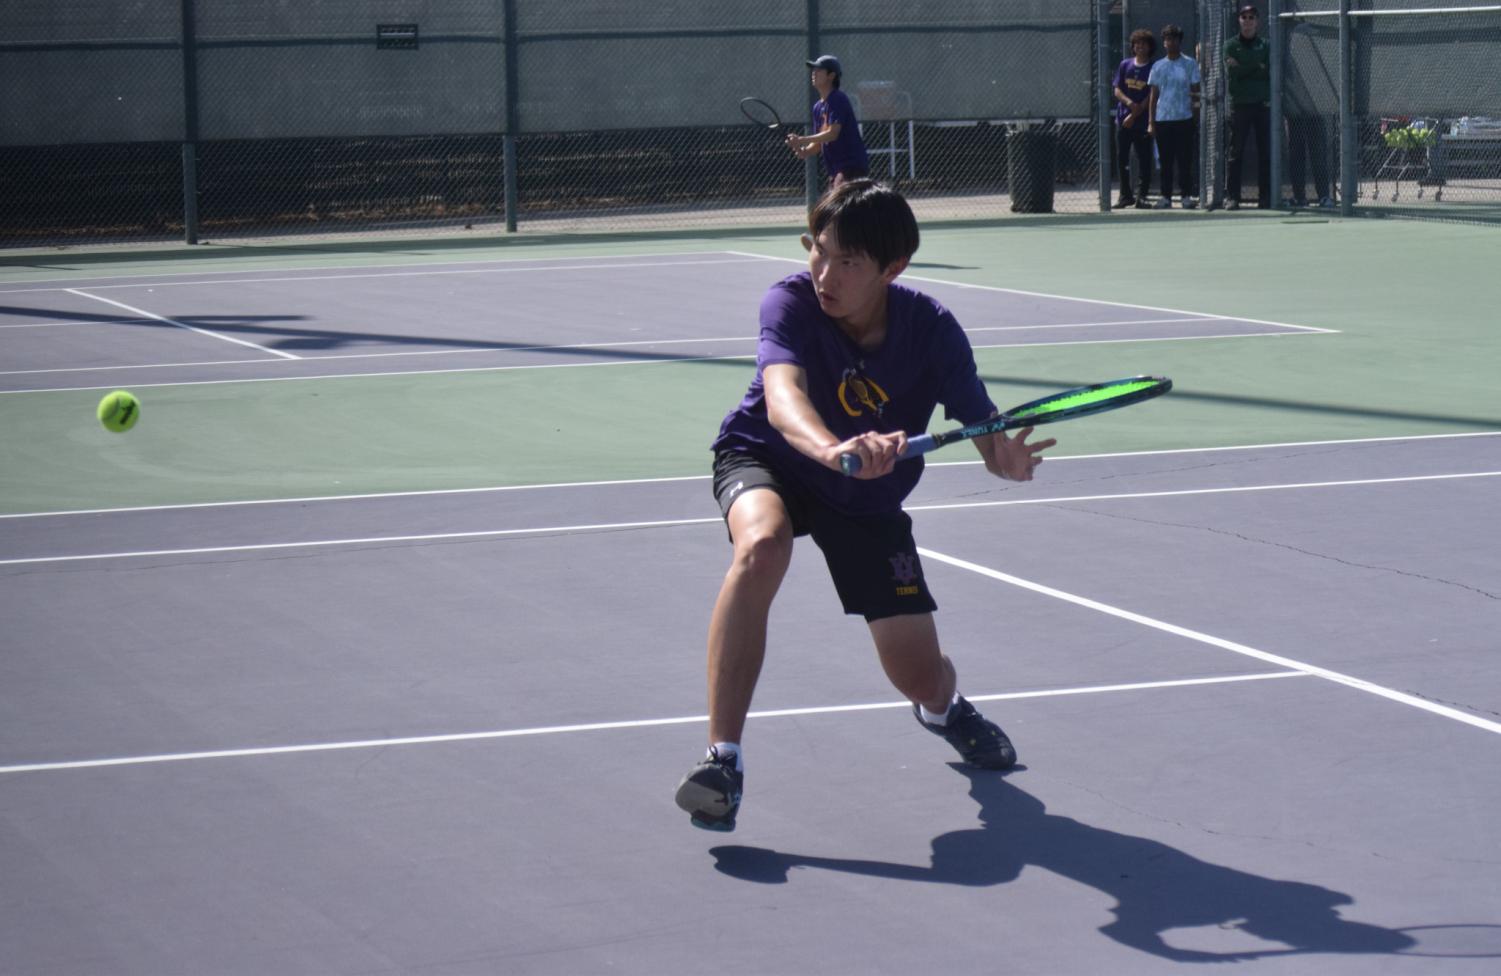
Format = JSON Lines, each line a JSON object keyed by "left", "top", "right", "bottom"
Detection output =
{"left": 1007, "top": 378, "right": 1163, "bottom": 420}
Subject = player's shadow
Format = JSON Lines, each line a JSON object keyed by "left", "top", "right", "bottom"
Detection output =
{"left": 710, "top": 765, "right": 1416, "bottom": 963}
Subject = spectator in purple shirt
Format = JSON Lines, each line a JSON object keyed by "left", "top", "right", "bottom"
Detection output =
{"left": 786, "top": 55, "right": 870, "bottom": 186}
{"left": 673, "top": 181, "right": 1055, "bottom": 832}
{"left": 1113, "top": 29, "right": 1157, "bottom": 209}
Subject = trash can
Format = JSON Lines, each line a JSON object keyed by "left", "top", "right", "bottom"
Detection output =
{"left": 1007, "top": 125, "right": 1057, "bottom": 213}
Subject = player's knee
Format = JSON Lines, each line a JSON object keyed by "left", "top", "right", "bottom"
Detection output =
{"left": 731, "top": 526, "right": 792, "bottom": 582}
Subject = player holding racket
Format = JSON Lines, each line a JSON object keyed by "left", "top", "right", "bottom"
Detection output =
{"left": 784, "top": 55, "right": 870, "bottom": 186}
{"left": 674, "top": 181, "right": 1054, "bottom": 831}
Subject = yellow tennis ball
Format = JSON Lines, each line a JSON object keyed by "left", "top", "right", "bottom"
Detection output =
{"left": 97, "top": 390, "right": 141, "bottom": 433}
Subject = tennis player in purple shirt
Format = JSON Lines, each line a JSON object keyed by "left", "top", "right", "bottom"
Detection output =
{"left": 674, "top": 181, "right": 1055, "bottom": 831}
{"left": 786, "top": 55, "right": 870, "bottom": 185}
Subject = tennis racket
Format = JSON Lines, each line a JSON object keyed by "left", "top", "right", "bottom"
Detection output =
{"left": 840, "top": 375, "right": 1172, "bottom": 476}
{"left": 739, "top": 97, "right": 785, "bottom": 133}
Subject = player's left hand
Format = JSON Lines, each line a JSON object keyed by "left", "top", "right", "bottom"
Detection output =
{"left": 986, "top": 427, "right": 1056, "bottom": 482}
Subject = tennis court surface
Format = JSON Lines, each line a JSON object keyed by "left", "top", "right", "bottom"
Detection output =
{"left": 3, "top": 216, "right": 1499, "bottom": 974}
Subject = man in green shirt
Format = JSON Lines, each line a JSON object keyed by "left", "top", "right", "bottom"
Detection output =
{"left": 1223, "top": 4, "right": 1271, "bottom": 209}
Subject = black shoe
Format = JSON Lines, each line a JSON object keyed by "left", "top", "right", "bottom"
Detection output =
{"left": 913, "top": 696, "right": 1017, "bottom": 770}
{"left": 1115, "top": 194, "right": 1135, "bottom": 208}
{"left": 674, "top": 746, "right": 743, "bottom": 831}
{"left": 1133, "top": 197, "right": 1152, "bottom": 210}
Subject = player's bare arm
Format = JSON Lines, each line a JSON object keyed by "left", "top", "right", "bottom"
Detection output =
{"left": 764, "top": 362, "right": 904, "bottom": 478}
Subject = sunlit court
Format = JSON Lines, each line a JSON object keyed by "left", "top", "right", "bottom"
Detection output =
{"left": 3, "top": 2, "right": 1500, "bottom": 974}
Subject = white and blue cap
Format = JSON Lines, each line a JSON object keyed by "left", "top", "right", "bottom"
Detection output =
{"left": 806, "top": 55, "right": 842, "bottom": 75}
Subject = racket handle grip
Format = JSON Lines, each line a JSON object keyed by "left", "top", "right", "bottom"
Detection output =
{"left": 904, "top": 433, "right": 937, "bottom": 457}
{"left": 838, "top": 433, "right": 937, "bottom": 477}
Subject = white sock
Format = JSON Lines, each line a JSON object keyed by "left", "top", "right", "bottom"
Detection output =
{"left": 710, "top": 742, "right": 743, "bottom": 772}
{"left": 919, "top": 693, "right": 960, "bottom": 726}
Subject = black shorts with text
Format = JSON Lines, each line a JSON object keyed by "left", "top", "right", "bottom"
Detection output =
{"left": 712, "top": 448, "right": 937, "bottom": 621}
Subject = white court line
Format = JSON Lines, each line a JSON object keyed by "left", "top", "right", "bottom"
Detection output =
{"left": 0, "top": 333, "right": 764, "bottom": 378}
{"left": 726, "top": 250, "right": 1338, "bottom": 335}
{"left": 0, "top": 254, "right": 1333, "bottom": 388}
{"left": 2, "top": 432, "right": 1497, "bottom": 521}
{"left": 67, "top": 289, "right": 300, "bottom": 361}
{"left": 0, "top": 326, "right": 1330, "bottom": 391}
{"left": 966, "top": 316, "right": 1225, "bottom": 333}
{"left": 0, "top": 671, "right": 1306, "bottom": 775}
{"left": 0, "top": 350, "right": 754, "bottom": 394}
{"left": 3, "top": 470, "right": 1496, "bottom": 566}
{"left": 918, "top": 547, "right": 1501, "bottom": 738}
{"left": 0, "top": 316, "right": 1294, "bottom": 380}
{"left": 0, "top": 251, "right": 765, "bottom": 291}
{"left": 0, "top": 319, "right": 137, "bottom": 330}
{"left": 6, "top": 256, "right": 770, "bottom": 294}
{"left": 905, "top": 470, "right": 1501, "bottom": 515}
{"left": 0, "top": 515, "right": 721, "bottom": 566}
{"left": 970, "top": 330, "right": 1331, "bottom": 352}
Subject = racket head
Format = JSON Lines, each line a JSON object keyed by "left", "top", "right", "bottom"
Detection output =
{"left": 739, "top": 97, "right": 783, "bottom": 129}
{"left": 1000, "top": 375, "right": 1172, "bottom": 427}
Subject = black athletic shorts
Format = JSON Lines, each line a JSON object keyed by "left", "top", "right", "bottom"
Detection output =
{"left": 712, "top": 448, "right": 937, "bottom": 621}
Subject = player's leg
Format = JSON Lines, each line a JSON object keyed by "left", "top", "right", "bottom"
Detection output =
{"left": 869, "top": 612, "right": 954, "bottom": 713}
{"left": 869, "top": 614, "right": 1017, "bottom": 770}
{"left": 676, "top": 458, "right": 797, "bottom": 831}
{"left": 707, "top": 487, "right": 793, "bottom": 744}
{"left": 811, "top": 506, "right": 1017, "bottom": 770}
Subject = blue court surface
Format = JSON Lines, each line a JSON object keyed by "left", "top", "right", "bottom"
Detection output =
{"left": 2, "top": 247, "right": 1499, "bottom": 974}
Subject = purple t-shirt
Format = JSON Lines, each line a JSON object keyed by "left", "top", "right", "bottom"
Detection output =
{"left": 813, "top": 89, "right": 869, "bottom": 177}
{"left": 1113, "top": 58, "right": 1153, "bottom": 125}
{"left": 713, "top": 272, "right": 996, "bottom": 515}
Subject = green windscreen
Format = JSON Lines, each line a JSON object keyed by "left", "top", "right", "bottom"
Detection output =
{"left": 1008, "top": 378, "right": 1163, "bottom": 420}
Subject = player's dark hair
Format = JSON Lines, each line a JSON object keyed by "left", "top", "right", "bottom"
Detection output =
{"left": 1129, "top": 28, "right": 1157, "bottom": 54}
{"left": 807, "top": 180, "right": 919, "bottom": 271}
{"left": 1161, "top": 24, "right": 1184, "bottom": 40}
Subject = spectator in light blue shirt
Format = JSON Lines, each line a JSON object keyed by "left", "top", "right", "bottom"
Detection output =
{"left": 1148, "top": 25, "right": 1202, "bottom": 208}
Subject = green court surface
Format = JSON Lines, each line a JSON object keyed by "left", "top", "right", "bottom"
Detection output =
{"left": 2, "top": 213, "right": 1498, "bottom": 515}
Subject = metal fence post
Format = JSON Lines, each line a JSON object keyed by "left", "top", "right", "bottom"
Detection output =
{"left": 1269, "top": 0, "right": 1284, "bottom": 209}
{"left": 180, "top": 0, "right": 200, "bottom": 244}
{"left": 1097, "top": 0, "right": 1112, "bottom": 211}
{"left": 1338, "top": 0, "right": 1355, "bottom": 215}
{"left": 503, "top": 0, "right": 519, "bottom": 232}
{"left": 804, "top": 0, "right": 821, "bottom": 212}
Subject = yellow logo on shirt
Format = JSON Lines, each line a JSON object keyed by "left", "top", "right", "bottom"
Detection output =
{"left": 838, "top": 368, "right": 890, "bottom": 418}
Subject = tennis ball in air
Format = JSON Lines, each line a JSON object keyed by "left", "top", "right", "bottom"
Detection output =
{"left": 97, "top": 390, "right": 141, "bottom": 433}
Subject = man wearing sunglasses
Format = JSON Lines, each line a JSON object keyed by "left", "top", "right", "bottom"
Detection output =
{"left": 1223, "top": 4, "right": 1271, "bottom": 209}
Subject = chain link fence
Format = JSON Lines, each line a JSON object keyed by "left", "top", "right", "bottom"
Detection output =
{"left": 0, "top": 0, "right": 1108, "bottom": 246}
{"left": 1279, "top": 0, "right": 1501, "bottom": 220}
{"left": 1122, "top": 0, "right": 1500, "bottom": 220}
{"left": 5, "top": 2, "right": 1497, "bottom": 246}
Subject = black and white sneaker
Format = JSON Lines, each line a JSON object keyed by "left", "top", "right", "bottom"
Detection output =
{"left": 674, "top": 746, "right": 743, "bottom": 831}
{"left": 914, "top": 696, "right": 1017, "bottom": 770}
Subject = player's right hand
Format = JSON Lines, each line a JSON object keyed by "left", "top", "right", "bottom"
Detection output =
{"left": 829, "top": 430, "right": 905, "bottom": 479}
